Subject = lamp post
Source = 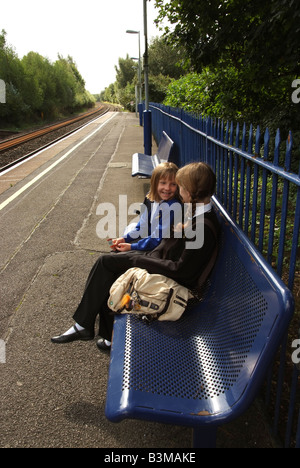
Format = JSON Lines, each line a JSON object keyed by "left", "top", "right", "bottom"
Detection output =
{"left": 126, "top": 1, "right": 152, "bottom": 155}
{"left": 126, "top": 30, "right": 142, "bottom": 124}
{"left": 143, "top": 0, "right": 152, "bottom": 155}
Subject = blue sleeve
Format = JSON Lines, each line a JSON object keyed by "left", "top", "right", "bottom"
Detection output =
{"left": 124, "top": 221, "right": 141, "bottom": 242}
{"left": 130, "top": 199, "right": 179, "bottom": 251}
{"left": 124, "top": 202, "right": 151, "bottom": 242}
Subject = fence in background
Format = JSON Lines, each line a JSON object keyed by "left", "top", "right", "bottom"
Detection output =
{"left": 149, "top": 102, "right": 300, "bottom": 448}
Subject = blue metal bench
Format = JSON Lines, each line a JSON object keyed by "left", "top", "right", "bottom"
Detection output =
{"left": 132, "top": 131, "right": 174, "bottom": 177}
{"left": 105, "top": 197, "right": 294, "bottom": 448}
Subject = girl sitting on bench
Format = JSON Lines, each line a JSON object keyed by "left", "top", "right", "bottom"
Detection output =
{"left": 111, "top": 161, "right": 180, "bottom": 252}
{"left": 51, "top": 162, "right": 219, "bottom": 351}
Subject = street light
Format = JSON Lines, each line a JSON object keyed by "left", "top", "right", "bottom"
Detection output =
{"left": 126, "top": 1, "right": 152, "bottom": 155}
{"left": 126, "top": 30, "right": 142, "bottom": 108}
{"left": 143, "top": 0, "right": 152, "bottom": 155}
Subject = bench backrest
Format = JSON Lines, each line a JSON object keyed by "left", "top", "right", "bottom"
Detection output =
{"left": 156, "top": 131, "right": 174, "bottom": 162}
{"left": 107, "top": 196, "right": 295, "bottom": 427}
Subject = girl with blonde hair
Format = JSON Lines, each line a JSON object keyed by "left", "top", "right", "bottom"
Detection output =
{"left": 112, "top": 162, "right": 180, "bottom": 252}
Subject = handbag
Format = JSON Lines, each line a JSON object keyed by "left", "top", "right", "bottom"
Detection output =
{"left": 108, "top": 267, "right": 194, "bottom": 323}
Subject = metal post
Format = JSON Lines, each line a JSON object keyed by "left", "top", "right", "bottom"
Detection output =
{"left": 143, "top": 0, "right": 152, "bottom": 155}
{"left": 138, "top": 32, "right": 142, "bottom": 105}
{"left": 138, "top": 32, "right": 143, "bottom": 127}
{"left": 135, "top": 84, "right": 138, "bottom": 117}
{"left": 126, "top": 30, "right": 143, "bottom": 126}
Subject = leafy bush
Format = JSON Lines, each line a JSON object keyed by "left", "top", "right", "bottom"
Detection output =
{"left": 0, "top": 30, "right": 95, "bottom": 127}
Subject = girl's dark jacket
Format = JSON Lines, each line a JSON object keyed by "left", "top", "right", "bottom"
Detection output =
{"left": 127, "top": 208, "right": 220, "bottom": 291}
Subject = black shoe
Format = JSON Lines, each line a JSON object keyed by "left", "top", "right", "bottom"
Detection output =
{"left": 51, "top": 325, "right": 94, "bottom": 344}
{"left": 96, "top": 338, "right": 111, "bottom": 352}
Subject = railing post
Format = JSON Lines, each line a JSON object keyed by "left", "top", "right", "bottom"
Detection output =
{"left": 138, "top": 103, "right": 143, "bottom": 127}
{"left": 143, "top": 110, "right": 152, "bottom": 156}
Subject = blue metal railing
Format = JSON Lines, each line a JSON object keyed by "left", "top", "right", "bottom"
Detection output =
{"left": 149, "top": 102, "right": 300, "bottom": 448}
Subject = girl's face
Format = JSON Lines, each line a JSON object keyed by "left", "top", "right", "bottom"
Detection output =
{"left": 179, "top": 185, "right": 191, "bottom": 203}
{"left": 157, "top": 177, "right": 178, "bottom": 201}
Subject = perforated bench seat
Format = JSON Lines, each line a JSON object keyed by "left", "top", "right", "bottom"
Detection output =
{"left": 105, "top": 197, "right": 294, "bottom": 448}
{"left": 132, "top": 131, "right": 174, "bottom": 177}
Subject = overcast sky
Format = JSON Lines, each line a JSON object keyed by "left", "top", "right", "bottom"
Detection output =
{"left": 1, "top": 0, "right": 163, "bottom": 94}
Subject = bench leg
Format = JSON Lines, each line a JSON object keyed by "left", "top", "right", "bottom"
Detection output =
{"left": 192, "top": 427, "right": 217, "bottom": 448}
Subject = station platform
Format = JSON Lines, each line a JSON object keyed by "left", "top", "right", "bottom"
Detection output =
{"left": 0, "top": 112, "right": 274, "bottom": 448}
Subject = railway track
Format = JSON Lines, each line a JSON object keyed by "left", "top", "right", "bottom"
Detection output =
{"left": 0, "top": 104, "right": 111, "bottom": 173}
{"left": 0, "top": 104, "right": 107, "bottom": 152}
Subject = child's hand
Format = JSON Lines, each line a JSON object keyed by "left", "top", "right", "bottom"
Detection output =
{"left": 116, "top": 243, "right": 132, "bottom": 252}
{"left": 109, "top": 238, "right": 125, "bottom": 251}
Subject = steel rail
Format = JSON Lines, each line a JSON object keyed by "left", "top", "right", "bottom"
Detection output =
{"left": 0, "top": 105, "right": 111, "bottom": 174}
{"left": 0, "top": 105, "right": 107, "bottom": 152}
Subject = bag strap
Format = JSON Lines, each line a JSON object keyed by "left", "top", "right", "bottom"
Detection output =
{"left": 142, "top": 289, "right": 175, "bottom": 323}
{"left": 196, "top": 218, "right": 219, "bottom": 295}
{"left": 117, "top": 281, "right": 163, "bottom": 314}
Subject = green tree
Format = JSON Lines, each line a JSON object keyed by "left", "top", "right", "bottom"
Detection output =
{"left": 154, "top": 0, "right": 300, "bottom": 77}
{"left": 22, "top": 52, "right": 57, "bottom": 117}
{"left": 101, "top": 36, "right": 186, "bottom": 109}
{"left": 113, "top": 56, "right": 137, "bottom": 110}
{"left": 116, "top": 81, "right": 136, "bottom": 111}
{"left": 149, "top": 73, "right": 173, "bottom": 103}
{"left": 155, "top": 0, "right": 300, "bottom": 133}
{"left": 115, "top": 55, "right": 136, "bottom": 89}
{"left": 0, "top": 32, "right": 94, "bottom": 127}
{"left": 53, "top": 56, "right": 77, "bottom": 112}
{"left": 164, "top": 71, "right": 217, "bottom": 114}
{"left": 60, "top": 56, "right": 95, "bottom": 110}
{"left": 101, "top": 83, "right": 117, "bottom": 103}
{"left": 0, "top": 30, "right": 30, "bottom": 124}
{"left": 148, "top": 36, "right": 183, "bottom": 79}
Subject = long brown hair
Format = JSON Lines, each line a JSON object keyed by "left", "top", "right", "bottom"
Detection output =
{"left": 176, "top": 162, "right": 216, "bottom": 212}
